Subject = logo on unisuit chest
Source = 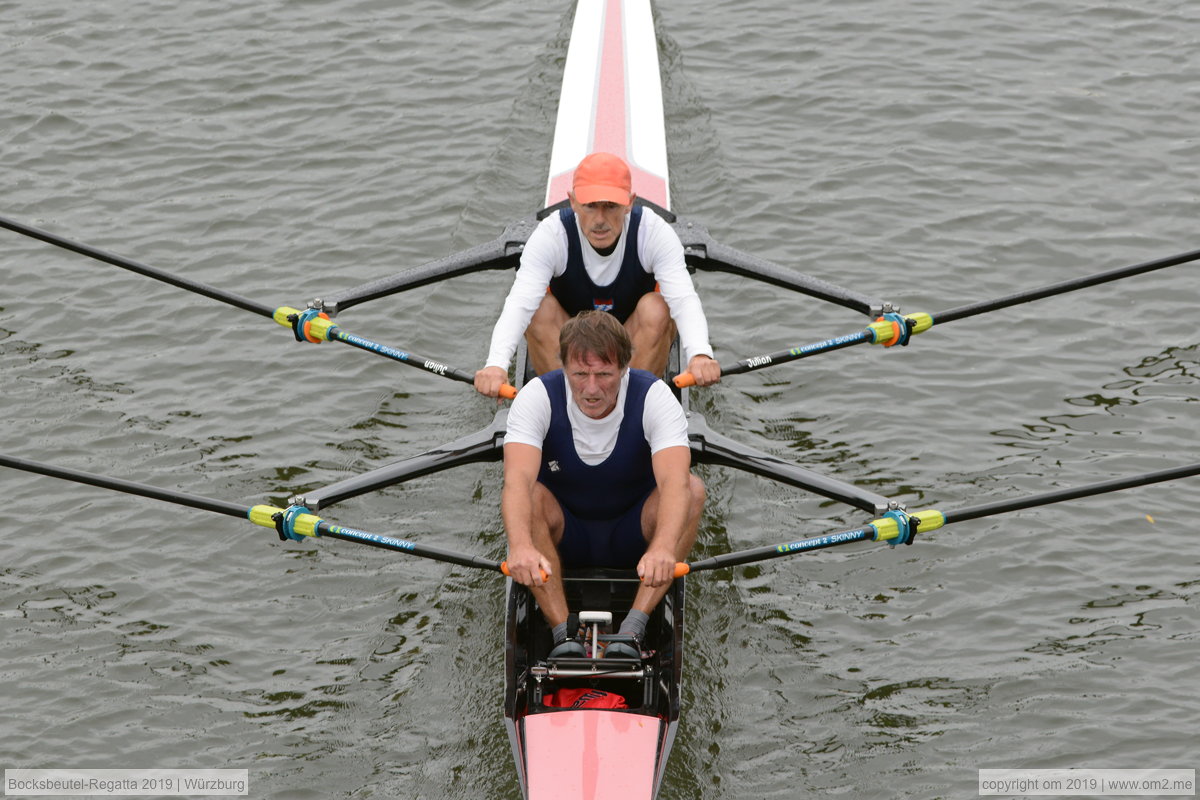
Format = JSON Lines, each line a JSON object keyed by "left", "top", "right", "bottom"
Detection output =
{"left": 546, "top": 460, "right": 561, "bottom": 473}
{"left": 592, "top": 298, "right": 614, "bottom": 312}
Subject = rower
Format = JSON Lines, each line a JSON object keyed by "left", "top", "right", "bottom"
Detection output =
{"left": 500, "top": 311, "right": 704, "bottom": 658}
{"left": 473, "top": 152, "right": 722, "bottom": 395}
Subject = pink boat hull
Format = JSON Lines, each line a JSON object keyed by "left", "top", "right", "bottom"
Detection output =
{"left": 524, "top": 710, "right": 664, "bottom": 799}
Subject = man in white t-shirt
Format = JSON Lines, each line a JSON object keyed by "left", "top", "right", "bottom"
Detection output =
{"left": 502, "top": 311, "right": 704, "bottom": 659}
{"left": 474, "top": 152, "right": 722, "bottom": 397}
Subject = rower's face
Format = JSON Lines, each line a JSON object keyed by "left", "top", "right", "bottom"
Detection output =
{"left": 565, "top": 350, "right": 623, "bottom": 419}
{"left": 569, "top": 192, "right": 633, "bottom": 251}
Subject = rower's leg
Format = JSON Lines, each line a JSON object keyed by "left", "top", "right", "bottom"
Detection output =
{"left": 630, "top": 473, "right": 705, "bottom": 616}
{"left": 526, "top": 482, "right": 570, "bottom": 627}
{"left": 525, "top": 293, "right": 570, "bottom": 375}
{"left": 625, "top": 292, "right": 675, "bottom": 377}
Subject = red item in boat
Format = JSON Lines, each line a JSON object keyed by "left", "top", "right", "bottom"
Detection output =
{"left": 543, "top": 688, "right": 628, "bottom": 709}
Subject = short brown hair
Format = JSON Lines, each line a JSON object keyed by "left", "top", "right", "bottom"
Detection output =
{"left": 559, "top": 310, "right": 631, "bottom": 369}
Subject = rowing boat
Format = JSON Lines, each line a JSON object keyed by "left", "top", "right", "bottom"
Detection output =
{"left": 503, "top": 3, "right": 681, "bottom": 797}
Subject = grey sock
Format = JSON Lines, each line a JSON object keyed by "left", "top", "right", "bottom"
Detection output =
{"left": 618, "top": 609, "right": 650, "bottom": 641}
{"left": 552, "top": 620, "right": 569, "bottom": 644}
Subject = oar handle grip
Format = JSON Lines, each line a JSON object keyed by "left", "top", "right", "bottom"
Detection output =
{"left": 499, "top": 383, "right": 517, "bottom": 400}
{"left": 499, "top": 560, "right": 685, "bottom": 581}
{"left": 499, "top": 561, "right": 549, "bottom": 583}
{"left": 672, "top": 372, "right": 696, "bottom": 388}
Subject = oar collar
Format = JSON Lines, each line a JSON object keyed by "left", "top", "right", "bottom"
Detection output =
{"left": 270, "top": 504, "right": 321, "bottom": 541}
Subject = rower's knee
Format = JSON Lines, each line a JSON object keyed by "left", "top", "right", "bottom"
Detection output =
{"left": 532, "top": 482, "right": 566, "bottom": 544}
{"left": 626, "top": 293, "right": 675, "bottom": 374}
{"left": 628, "top": 292, "right": 672, "bottom": 337}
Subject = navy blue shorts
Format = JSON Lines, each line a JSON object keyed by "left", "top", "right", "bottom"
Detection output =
{"left": 557, "top": 493, "right": 651, "bottom": 569}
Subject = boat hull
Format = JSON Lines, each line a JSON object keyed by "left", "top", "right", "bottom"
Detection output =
{"left": 524, "top": 709, "right": 663, "bottom": 798}
{"left": 545, "top": 0, "right": 670, "bottom": 209}
{"left": 506, "top": 3, "right": 684, "bottom": 797}
{"left": 504, "top": 569, "right": 684, "bottom": 799}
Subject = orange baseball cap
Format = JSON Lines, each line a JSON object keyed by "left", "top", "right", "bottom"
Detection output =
{"left": 572, "top": 152, "right": 632, "bottom": 205}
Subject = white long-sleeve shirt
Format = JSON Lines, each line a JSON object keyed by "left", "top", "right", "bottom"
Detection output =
{"left": 484, "top": 209, "right": 713, "bottom": 370}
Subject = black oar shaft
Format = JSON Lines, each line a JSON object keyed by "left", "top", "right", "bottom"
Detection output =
{"left": 943, "top": 461, "right": 1200, "bottom": 524}
{"left": 935, "top": 247, "right": 1200, "bottom": 325}
{"left": 680, "top": 460, "right": 1200, "bottom": 574}
{"left": 277, "top": 308, "right": 517, "bottom": 397}
{"left": 331, "top": 328, "right": 476, "bottom": 385}
{"left": 0, "top": 453, "right": 506, "bottom": 574}
{"left": 672, "top": 313, "right": 933, "bottom": 387}
{"left": 672, "top": 330, "right": 870, "bottom": 386}
{"left": 686, "top": 527, "right": 876, "bottom": 573}
{"left": 317, "top": 522, "right": 502, "bottom": 571}
{"left": 0, "top": 213, "right": 276, "bottom": 318}
{"left": 720, "top": 330, "right": 872, "bottom": 377}
{"left": 680, "top": 246, "right": 1199, "bottom": 385}
{"left": 0, "top": 454, "right": 248, "bottom": 519}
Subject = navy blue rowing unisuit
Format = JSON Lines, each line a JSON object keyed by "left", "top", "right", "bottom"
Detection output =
{"left": 537, "top": 368, "right": 658, "bottom": 567}
{"left": 548, "top": 206, "right": 656, "bottom": 323}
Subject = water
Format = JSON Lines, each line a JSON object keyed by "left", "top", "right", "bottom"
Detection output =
{"left": 2, "top": 0, "right": 1197, "bottom": 797}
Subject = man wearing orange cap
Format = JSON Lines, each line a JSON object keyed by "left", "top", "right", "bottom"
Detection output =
{"left": 474, "top": 152, "right": 721, "bottom": 396}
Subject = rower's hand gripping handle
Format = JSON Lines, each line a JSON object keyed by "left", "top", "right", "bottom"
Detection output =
{"left": 496, "top": 563, "right": 691, "bottom": 582}
{"left": 500, "top": 561, "right": 549, "bottom": 583}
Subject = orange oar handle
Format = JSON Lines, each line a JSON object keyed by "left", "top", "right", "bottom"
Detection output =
{"left": 641, "top": 563, "right": 690, "bottom": 581}
{"left": 672, "top": 372, "right": 696, "bottom": 388}
{"left": 501, "top": 560, "right": 687, "bottom": 582}
{"left": 499, "top": 383, "right": 518, "bottom": 400}
{"left": 500, "top": 561, "right": 548, "bottom": 583}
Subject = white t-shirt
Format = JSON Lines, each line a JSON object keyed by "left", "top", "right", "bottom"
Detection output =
{"left": 504, "top": 370, "right": 689, "bottom": 465}
{"left": 484, "top": 210, "right": 713, "bottom": 370}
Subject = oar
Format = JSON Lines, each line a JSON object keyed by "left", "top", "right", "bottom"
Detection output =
{"left": 0, "top": 213, "right": 515, "bottom": 398}
{"left": 273, "top": 306, "right": 516, "bottom": 398}
{"left": 673, "top": 314, "right": 930, "bottom": 387}
{"left": 933, "top": 245, "right": 1200, "bottom": 325}
{"left": 672, "top": 460, "right": 1200, "bottom": 575}
{"left": 0, "top": 453, "right": 518, "bottom": 575}
{"left": 0, "top": 212, "right": 276, "bottom": 319}
{"left": 673, "top": 245, "right": 1200, "bottom": 387}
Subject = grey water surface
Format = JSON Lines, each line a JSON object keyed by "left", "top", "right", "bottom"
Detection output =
{"left": 2, "top": 1, "right": 1197, "bottom": 798}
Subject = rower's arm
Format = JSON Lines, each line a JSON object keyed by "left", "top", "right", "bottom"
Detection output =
{"left": 642, "top": 445, "right": 694, "bottom": 587}
{"left": 483, "top": 218, "right": 563, "bottom": 371}
{"left": 642, "top": 212, "right": 713, "bottom": 364}
{"left": 501, "top": 442, "right": 552, "bottom": 585}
